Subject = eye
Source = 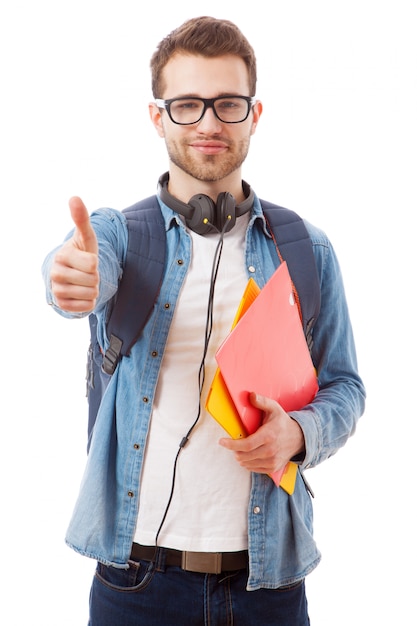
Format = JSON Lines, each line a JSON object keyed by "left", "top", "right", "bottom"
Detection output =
{"left": 172, "top": 99, "right": 201, "bottom": 111}
{"left": 218, "top": 99, "right": 239, "bottom": 109}
{"left": 216, "top": 98, "right": 246, "bottom": 114}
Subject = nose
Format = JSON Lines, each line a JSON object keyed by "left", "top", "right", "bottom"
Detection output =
{"left": 196, "top": 105, "right": 222, "bottom": 133}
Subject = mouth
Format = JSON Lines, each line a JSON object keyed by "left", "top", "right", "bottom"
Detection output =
{"left": 189, "top": 140, "right": 229, "bottom": 155}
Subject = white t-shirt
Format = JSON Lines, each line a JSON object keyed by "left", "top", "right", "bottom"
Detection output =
{"left": 134, "top": 214, "right": 252, "bottom": 552}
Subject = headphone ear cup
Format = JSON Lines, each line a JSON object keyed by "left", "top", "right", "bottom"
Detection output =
{"left": 216, "top": 192, "right": 236, "bottom": 233}
{"left": 188, "top": 194, "right": 217, "bottom": 235}
{"left": 158, "top": 171, "right": 253, "bottom": 235}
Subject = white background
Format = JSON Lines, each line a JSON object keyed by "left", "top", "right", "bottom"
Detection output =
{"left": 1, "top": 1, "right": 416, "bottom": 624}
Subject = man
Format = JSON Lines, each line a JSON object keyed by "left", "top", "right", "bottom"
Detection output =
{"left": 43, "top": 16, "right": 365, "bottom": 626}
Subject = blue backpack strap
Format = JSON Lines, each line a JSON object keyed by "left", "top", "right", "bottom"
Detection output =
{"left": 260, "top": 200, "right": 321, "bottom": 349}
{"left": 87, "top": 195, "right": 165, "bottom": 448}
{"left": 102, "top": 195, "right": 166, "bottom": 374}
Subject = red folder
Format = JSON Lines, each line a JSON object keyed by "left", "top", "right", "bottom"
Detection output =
{"left": 215, "top": 262, "right": 318, "bottom": 485}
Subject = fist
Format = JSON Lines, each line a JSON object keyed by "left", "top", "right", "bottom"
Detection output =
{"left": 50, "top": 197, "right": 99, "bottom": 312}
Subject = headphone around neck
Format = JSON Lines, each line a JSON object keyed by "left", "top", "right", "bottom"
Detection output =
{"left": 157, "top": 172, "right": 254, "bottom": 235}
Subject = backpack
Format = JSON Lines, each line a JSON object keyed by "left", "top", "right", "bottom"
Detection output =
{"left": 86, "top": 196, "right": 321, "bottom": 448}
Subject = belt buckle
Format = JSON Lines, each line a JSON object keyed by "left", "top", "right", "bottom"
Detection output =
{"left": 181, "top": 551, "right": 222, "bottom": 574}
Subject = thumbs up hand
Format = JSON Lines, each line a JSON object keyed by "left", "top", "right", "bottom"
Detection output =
{"left": 50, "top": 197, "right": 99, "bottom": 312}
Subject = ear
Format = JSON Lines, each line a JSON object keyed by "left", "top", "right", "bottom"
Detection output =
{"left": 149, "top": 102, "right": 165, "bottom": 138}
{"left": 250, "top": 100, "right": 263, "bottom": 136}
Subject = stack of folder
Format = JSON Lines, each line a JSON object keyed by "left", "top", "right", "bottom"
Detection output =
{"left": 205, "top": 262, "right": 318, "bottom": 495}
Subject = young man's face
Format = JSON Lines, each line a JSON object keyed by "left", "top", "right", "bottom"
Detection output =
{"left": 150, "top": 53, "right": 262, "bottom": 185}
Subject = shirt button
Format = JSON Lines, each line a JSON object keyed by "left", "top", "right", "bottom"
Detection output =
{"left": 248, "top": 265, "right": 256, "bottom": 273}
{"left": 177, "top": 259, "right": 184, "bottom": 265}
{"left": 151, "top": 350, "right": 158, "bottom": 357}
{"left": 133, "top": 443, "right": 140, "bottom": 450}
{"left": 164, "top": 303, "right": 170, "bottom": 309}
{"left": 253, "top": 506, "right": 261, "bottom": 515}
{"left": 142, "top": 396, "right": 149, "bottom": 403}
{"left": 128, "top": 491, "right": 134, "bottom": 498}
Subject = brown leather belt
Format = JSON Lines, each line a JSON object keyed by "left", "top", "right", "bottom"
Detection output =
{"left": 130, "top": 543, "right": 248, "bottom": 575}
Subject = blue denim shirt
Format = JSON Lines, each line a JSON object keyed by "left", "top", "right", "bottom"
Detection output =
{"left": 42, "top": 195, "right": 365, "bottom": 591}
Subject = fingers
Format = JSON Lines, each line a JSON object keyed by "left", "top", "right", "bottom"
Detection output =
{"left": 219, "top": 393, "right": 283, "bottom": 452}
{"left": 51, "top": 254, "right": 99, "bottom": 312}
{"left": 218, "top": 393, "right": 296, "bottom": 474}
{"left": 219, "top": 433, "right": 286, "bottom": 474}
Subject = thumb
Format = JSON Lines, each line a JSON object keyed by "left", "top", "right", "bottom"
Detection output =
{"left": 68, "top": 196, "right": 98, "bottom": 254}
{"left": 249, "top": 391, "right": 270, "bottom": 410}
{"left": 249, "top": 392, "right": 283, "bottom": 418}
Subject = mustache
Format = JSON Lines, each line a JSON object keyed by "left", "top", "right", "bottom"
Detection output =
{"left": 187, "top": 135, "right": 232, "bottom": 146}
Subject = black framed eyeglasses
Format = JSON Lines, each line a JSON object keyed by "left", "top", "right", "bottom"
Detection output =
{"left": 155, "top": 96, "right": 256, "bottom": 125}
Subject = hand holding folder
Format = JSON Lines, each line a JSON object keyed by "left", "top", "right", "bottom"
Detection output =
{"left": 205, "top": 262, "right": 318, "bottom": 494}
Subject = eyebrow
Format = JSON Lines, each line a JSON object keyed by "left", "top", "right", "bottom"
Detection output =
{"left": 165, "top": 92, "right": 247, "bottom": 99}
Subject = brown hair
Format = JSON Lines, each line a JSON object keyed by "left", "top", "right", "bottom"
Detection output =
{"left": 150, "top": 16, "right": 257, "bottom": 98}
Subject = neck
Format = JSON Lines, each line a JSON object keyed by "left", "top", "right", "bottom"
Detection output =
{"left": 167, "top": 164, "right": 245, "bottom": 204}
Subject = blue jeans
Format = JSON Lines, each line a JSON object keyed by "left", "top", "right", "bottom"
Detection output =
{"left": 88, "top": 550, "right": 310, "bottom": 625}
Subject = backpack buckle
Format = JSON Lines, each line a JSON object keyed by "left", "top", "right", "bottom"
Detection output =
{"left": 102, "top": 334, "right": 123, "bottom": 375}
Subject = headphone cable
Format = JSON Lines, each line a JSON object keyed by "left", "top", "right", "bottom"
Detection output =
{"left": 153, "top": 216, "right": 230, "bottom": 552}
